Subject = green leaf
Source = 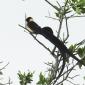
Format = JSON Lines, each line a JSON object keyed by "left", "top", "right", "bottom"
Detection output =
{"left": 55, "top": 12, "right": 59, "bottom": 17}
{"left": 76, "top": 7, "right": 82, "bottom": 14}
{"left": 69, "top": 44, "right": 77, "bottom": 53}
{"left": 83, "top": 76, "right": 85, "bottom": 80}
{"left": 77, "top": 46, "right": 85, "bottom": 58}
{"left": 0, "top": 71, "right": 3, "bottom": 75}
{"left": 69, "top": 0, "right": 85, "bottom": 14}
{"left": 26, "top": 72, "right": 33, "bottom": 83}
{"left": 37, "top": 72, "right": 48, "bottom": 85}
{"left": 18, "top": 71, "right": 33, "bottom": 85}
{"left": 77, "top": 48, "right": 83, "bottom": 57}
{"left": 78, "top": 57, "right": 85, "bottom": 68}
{"left": 61, "top": 83, "right": 63, "bottom": 85}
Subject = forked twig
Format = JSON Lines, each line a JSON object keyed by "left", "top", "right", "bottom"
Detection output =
{"left": 18, "top": 24, "right": 52, "bottom": 53}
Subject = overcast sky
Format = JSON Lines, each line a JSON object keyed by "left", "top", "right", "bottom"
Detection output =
{"left": 0, "top": 0, "right": 85, "bottom": 85}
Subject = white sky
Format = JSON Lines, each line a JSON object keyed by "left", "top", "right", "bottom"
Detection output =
{"left": 0, "top": 0, "right": 85, "bottom": 85}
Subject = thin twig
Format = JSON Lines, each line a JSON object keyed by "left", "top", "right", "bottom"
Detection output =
{"left": 18, "top": 24, "right": 52, "bottom": 53}
{"left": 45, "top": 16, "right": 59, "bottom": 21}
{"left": 63, "top": 15, "right": 69, "bottom": 42}
{"left": 52, "top": 18, "right": 63, "bottom": 54}
{"left": 66, "top": 79, "right": 79, "bottom": 85}
{"left": 55, "top": 62, "right": 78, "bottom": 85}
{"left": 68, "top": 75, "right": 79, "bottom": 79}
{"left": 67, "top": 15, "right": 85, "bottom": 19}
{"left": 0, "top": 62, "right": 9, "bottom": 71}
{"left": 45, "top": 0, "right": 60, "bottom": 11}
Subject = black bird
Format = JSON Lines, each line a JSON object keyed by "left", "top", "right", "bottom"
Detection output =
{"left": 41, "top": 27, "right": 85, "bottom": 80}
{"left": 26, "top": 17, "right": 85, "bottom": 66}
{"left": 41, "top": 27, "right": 85, "bottom": 66}
{"left": 26, "top": 17, "right": 41, "bottom": 34}
{"left": 41, "top": 27, "right": 53, "bottom": 36}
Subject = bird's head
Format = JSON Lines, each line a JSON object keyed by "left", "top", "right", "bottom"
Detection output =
{"left": 26, "top": 17, "right": 33, "bottom": 22}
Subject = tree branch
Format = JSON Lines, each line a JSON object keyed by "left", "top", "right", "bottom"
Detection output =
{"left": 18, "top": 24, "right": 52, "bottom": 53}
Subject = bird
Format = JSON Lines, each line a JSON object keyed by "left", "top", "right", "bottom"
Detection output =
{"left": 41, "top": 26, "right": 53, "bottom": 36}
{"left": 26, "top": 17, "right": 85, "bottom": 66}
{"left": 26, "top": 17, "right": 42, "bottom": 34}
{"left": 41, "top": 26, "right": 85, "bottom": 66}
{"left": 41, "top": 26, "right": 85, "bottom": 80}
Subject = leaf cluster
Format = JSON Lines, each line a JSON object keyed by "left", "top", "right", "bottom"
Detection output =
{"left": 69, "top": 42, "right": 85, "bottom": 68}
{"left": 37, "top": 72, "right": 48, "bottom": 85}
{"left": 18, "top": 71, "right": 33, "bottom": 85}
{"left": 69, "top": 0, "right": 85, "bottom": 14}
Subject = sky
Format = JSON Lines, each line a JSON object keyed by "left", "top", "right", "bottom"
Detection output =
{"left": 0, "top": 0, "right": 85, "bottom": 85}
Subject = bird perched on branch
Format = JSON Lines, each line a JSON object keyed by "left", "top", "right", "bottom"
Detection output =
{"left": 26, "top": 17, "right": 41, "bottom": 34}
{"left": 26, "top": 17, "right": 85, "bottom": 66}
{"left": 25, "top": 17, "right": 85, "bottom": 80}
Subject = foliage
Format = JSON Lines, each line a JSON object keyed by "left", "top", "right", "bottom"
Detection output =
{"left": 37, "top": 72, "right": 48, "bottom": 85}
{"left": 69, "top": 44, "right": 85, "bottom": 68}
{"left": 18, "top": 71, "right": 33, "bottom": 85}
{"left": 69, "top": 44, "right": 85, "bottom": 59}
{"left": 18, "top": 71, "right": 53, "bottom": 85}
{"left": 68, "top": 0, "right": 85, "bottom": 14}
{"left": 77, "top": 46, "right": 85, "bottom": 58}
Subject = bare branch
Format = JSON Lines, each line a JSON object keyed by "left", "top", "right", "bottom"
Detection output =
{"left": 0, "top": 62, "right": 9, "bottom": 71}
{"left": 66, "top": 79, "right": 79, "bottom": 85}
{"left": 45, "top": 16, "right": 59, "bottom": 21}
{"left": 68, "top": 75, "right": 79, "bottom": 79}
{"left": 67, "top": 15, "right": 85, "bottom": 19}
{"left": 52, "top": 18, "right": 63, "bottom": 54}
{"left": 63, "top": 16, "right": 69, "bottom": 42}
{"left": 45, "top": 0, "right": 60, "bottom": 11}
{"left": 19, "top": 24, "right": 52, "bottom": 53}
